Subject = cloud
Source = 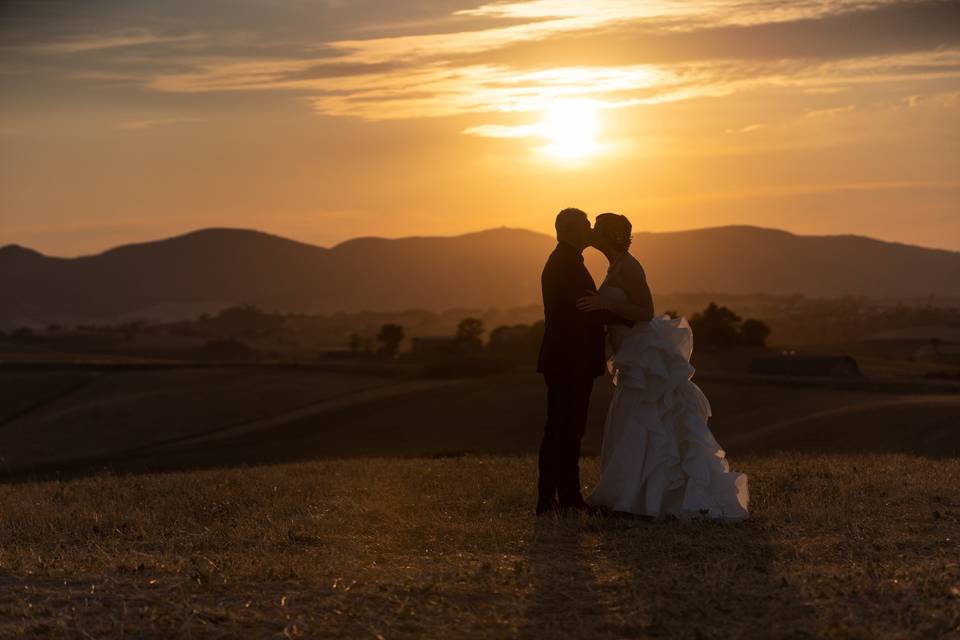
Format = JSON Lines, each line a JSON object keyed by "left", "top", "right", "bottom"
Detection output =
{"left": 115, "top": 117, "right": 207, "bottom": 131}
{"left": 136, "top": 47, "right": 960, "bottom": 125}
{"left": 462, "top": 123, "right": 541, "bottom": 138}
{"left": 453, "top": 0, "right": 904, "bottom": 32}
{"left": 29, "top": 31, "right": 204, "bottom": 54}
{"left": 6, "top": 0, "right": 960, "bottom": 131}
{"left": 639, "top": 180, "right": 960, "bottom": 206}
{"left": 145, "top": 58, "right": 322, "bottom": 93}
{"left": 318, "top": 50, "right": 960, "bottom": 120}
{"left": 322, "top": 0, "right": 925, "bottom": 67}
{"left": 466, "top": 0, "right": 960, "bottom": 68}
{"left": 806, "top": 105, "right": 856, "bottom": 118}
{"left": 903, "top": 90, "right": 960, "bottom": 108}
{"left": 725, "top": 124, "right": 766, "bottom": 135}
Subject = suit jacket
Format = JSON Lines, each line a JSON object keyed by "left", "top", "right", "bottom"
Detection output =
{"left": 536, "top": 242, "right": 627, "bottom": 378}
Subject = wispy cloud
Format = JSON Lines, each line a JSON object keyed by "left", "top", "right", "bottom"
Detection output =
{"left": 135, "top": 48, "right": 960, "bottom": 128}
{"left": 463, "top": 123, "right": 542, "bottom": 138}
{"left": 7, "top": 1, "right": 960, "bottom": 133}
{"left": 454, "top": 0, "right": 900, "bottom": 29}
{"left": 903, "top": 90, "right": 960, "bottom": 108}
{"left": 638, "top": 180, "right": 960, "bottom": 206}
{"left": 322, "top": 0, "right": 906, "bottom": 66}
{"left": 806, "top": 105, "right": 856, "bottom": 118}
{"left": 725, "top": 124, "right": 766, "bottom": 135}
{"left": 115, "top": 117, "right": 207, "bottom": 131}
{"left": 30, "top": 31, "right": 204, "bottom": 54}
{"left": 146, "top": 58, "right": 322, "bottom": 93}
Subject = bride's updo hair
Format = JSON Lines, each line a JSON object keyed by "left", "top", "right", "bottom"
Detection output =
{"left": 594, "top": 213, "right": 633, "bottom": 252}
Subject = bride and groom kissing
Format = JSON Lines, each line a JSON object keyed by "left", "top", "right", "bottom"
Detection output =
{"left": 535, "top": 208, "right": 750, "bottom": 520}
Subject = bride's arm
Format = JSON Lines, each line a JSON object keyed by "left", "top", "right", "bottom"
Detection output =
{"left": 577, "top": 259, "right": 654, "bottom": 322}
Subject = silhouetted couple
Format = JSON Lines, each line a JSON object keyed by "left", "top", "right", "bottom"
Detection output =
{"left": 535, "top": 208, "right": 749, "bottom": 519}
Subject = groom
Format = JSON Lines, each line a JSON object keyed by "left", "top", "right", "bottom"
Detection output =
{"left": 535, "top": 208, "right": 628, "bottom": 515}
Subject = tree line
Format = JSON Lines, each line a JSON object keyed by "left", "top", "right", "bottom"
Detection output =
{"left": 360, "top": 302, "right": 771, "bottom": 357}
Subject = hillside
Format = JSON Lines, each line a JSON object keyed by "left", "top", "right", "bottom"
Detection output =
{"left": 1, "top": 454, "right": 957, "bottom": 638}
{"left": 2, "top": 225, "right": 959, "bottom": 325}
{"left": 2, "top": 367, "right": 958, "bottom": 477}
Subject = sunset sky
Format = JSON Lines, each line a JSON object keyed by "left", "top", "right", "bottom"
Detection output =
{"left": 1, "top": 0, "right": 958, "bottom": 256}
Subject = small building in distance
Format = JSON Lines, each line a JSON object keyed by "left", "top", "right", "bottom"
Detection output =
{"left": 487, "top": 324, "right": 535, "bottom": 352}
{"left": 749, "top": 354, "right": 862, "bottom": 378}
{"left": 411, "top": 336, "right": 462, "bottom": 356}
{"left": 858, "top": 325, "right": 960, "bottom": 361}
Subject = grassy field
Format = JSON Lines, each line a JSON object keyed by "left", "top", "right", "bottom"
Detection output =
{"left": 2, "top": 362, "right": 956, "bottom": 637}
{"left": 0, "top": 454, "right": 957, "bottom": 638}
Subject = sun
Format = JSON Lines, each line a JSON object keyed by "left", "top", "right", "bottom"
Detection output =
{"left": 538, "top": 101, "right": 602, "bottom": 161}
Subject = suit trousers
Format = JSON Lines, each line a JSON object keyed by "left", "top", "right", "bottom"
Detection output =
{"left": 539, "top": 373, "right": 595, "bottom": 506}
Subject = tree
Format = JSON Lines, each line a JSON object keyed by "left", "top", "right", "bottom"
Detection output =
{"left": 487, "top": 325, "right": 514, "bottom": 353}
{"left": 739, "top": 318, "right": 771, "bottom": 347}
{"left": 487, "top": 324, "right": 525, "bottom": 353}
{"left": 689, "top": 303, "right": 741, "bottom": 349}
{"left": 456, "top": 317, "right": 485, "bottom": 351}
{"left": 377, "top": 323, "right": 404, "bottom": 356}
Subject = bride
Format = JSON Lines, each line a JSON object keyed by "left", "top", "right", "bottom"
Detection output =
{"left": 576, "top": 213, "right": 749, "bottom": 521}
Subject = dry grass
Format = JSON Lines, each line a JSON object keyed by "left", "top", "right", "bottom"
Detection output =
{"left": 1, "top": 454, "right": 958, "bottom": 639}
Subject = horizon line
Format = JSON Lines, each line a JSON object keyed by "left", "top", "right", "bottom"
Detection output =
{"left": 4, "top": 223, "right": 959, "bottom": 260}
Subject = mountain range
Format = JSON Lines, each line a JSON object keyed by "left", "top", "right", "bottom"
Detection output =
{"left": 2, "top": 225, "right": 958, "bottom": 325}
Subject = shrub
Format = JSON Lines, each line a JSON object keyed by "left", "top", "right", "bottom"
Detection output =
{"left": 689, "top": 303, "right": 772, "bottom": 349}
{"left": 689, "top": 303, "right": 741, "bottom": 348}
{"left": 377, "top": 323, "right": 404, "bottom": 356}
{"left": 739, "top": 318, "right": 772, "bottom": 347}
{"left": 456, "top": 318, "right": 485, "bottom": 351}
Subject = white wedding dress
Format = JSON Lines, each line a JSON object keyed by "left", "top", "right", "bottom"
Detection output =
{"left": 587, "top": 282, "right": 750, "bottom": 520}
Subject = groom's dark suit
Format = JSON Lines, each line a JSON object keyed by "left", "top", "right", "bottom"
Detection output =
{"left": 536, "top": 241, "right": 627, "bottom": 509}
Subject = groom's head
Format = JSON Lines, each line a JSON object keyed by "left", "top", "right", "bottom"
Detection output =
{"left": 555, "top": 207, "right": 592, "bottom": 251}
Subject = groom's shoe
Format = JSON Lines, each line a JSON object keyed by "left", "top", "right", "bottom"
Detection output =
{"left": 535, "top": 498, "right": 560, "bottom": 516}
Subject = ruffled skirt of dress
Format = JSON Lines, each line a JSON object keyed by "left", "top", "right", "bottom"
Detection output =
{"left": 587, "top": 315, "right": 750, "bottom": 520}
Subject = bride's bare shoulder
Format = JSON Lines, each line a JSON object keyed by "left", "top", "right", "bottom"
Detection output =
{"left": 622, "top": 253, "right": 647, "bottom": 279}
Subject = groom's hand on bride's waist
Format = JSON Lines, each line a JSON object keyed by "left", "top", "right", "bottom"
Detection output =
{"left": 576, "top": 291, "right": 606, "bottom": 312}
{"left": 577, "top": 291, "right": 633, "bottom": 327}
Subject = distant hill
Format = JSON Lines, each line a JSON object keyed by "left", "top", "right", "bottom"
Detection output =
{"left": 1, "top": 225, "right": 958, "bottom": 325}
